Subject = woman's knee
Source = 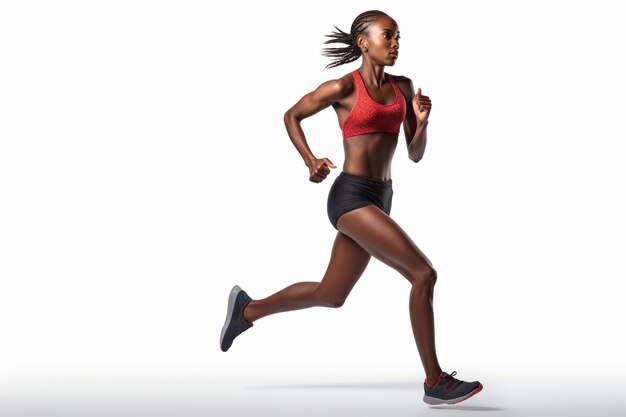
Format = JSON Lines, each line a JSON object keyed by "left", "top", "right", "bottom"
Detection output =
{"left": 312, "top": 284, "right": 346, "bottom": 308}
{"left": 408, "top": 265, "right": 437, "bottom": 289}
{"left": 316, "top": 295, "right": 346, "bottom": 308}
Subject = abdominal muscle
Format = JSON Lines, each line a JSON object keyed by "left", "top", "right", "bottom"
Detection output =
{"left": 342, "top": 131, "right": 398, "bottom": 181}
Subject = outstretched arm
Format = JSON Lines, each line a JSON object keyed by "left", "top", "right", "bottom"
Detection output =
{"left": 402, "top": 78, "right": 432, "bottom": 163}
{"left": 284, "top": 78, "right": 349, "bottom": 182}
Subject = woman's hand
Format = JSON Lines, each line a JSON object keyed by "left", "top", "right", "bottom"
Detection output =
{"left": 306, "top": 157, "right": 336, "bottom": 183}
{"left": 412, "top": 87, "right": 432, "bottom": 123}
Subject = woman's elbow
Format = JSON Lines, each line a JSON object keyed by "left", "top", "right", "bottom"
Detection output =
{"left": 284, "top": 108, "right": 300, "bottom": 125}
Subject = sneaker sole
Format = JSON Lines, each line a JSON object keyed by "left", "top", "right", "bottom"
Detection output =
{"left": 423, "top": 383, "right": 483, "bottom": 405}
{"left": 220, "top": 285, "right": 243, "bottom": 351}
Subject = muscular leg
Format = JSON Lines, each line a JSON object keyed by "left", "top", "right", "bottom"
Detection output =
{"left": 336, "top": 205, "right": 443, "bottom": 386}
{"left": 243, "top": 231, "right": 372, "bottom": 322}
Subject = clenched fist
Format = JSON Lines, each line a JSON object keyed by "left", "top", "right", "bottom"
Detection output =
{"left": 412, "top": 87, "right": 432, "bottom": 123}
{"left": 307, "top": 157, "right": 336, "bottom": 183}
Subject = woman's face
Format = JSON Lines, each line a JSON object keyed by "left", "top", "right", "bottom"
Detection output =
{"left": 359, "top": 16, "right": 401, "bottom": 65}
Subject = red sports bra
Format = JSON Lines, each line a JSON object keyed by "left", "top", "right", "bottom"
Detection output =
{"left": 341, "top": 70, "right": 407, "bottom": 139}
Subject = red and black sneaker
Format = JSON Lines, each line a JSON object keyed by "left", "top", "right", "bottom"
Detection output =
{"left": 423, "top": 371, "right": 483, "bottom": 405}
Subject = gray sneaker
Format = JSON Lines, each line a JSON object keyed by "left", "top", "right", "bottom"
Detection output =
{"left": 423, "top": 371, "right": 483, "bottom": 405}
{"left": 220, "top": 285, "right": 253, "bottom": 352}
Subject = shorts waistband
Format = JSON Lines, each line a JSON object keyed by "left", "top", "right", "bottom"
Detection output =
{"left": 339, "top": 171, "right": 392, "bottom": 186}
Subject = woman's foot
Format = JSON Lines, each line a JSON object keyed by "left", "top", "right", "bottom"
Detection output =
{"left": 220, "top": 285, "right": 254, "bottom": 352}
{"left": 423, "top": 371, "right": 483, "bottom": 405}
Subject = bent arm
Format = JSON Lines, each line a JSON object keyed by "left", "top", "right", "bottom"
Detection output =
{"left": 284, "top": 79, "right": 348, "bottom": 167}
{"left": 402, "top": 78, "right": 428, "bottom": 163}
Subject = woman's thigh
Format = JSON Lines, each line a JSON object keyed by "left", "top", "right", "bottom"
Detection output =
{"left": 315, "top": 231, "right": 372, "bottom": 307}
{"left": 337, "top": 205, "right": 434, "bottom": 282}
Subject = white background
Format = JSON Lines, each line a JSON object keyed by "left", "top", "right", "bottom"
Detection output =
{"left": 1, "top": 1, "right": 625, "bottom": 416}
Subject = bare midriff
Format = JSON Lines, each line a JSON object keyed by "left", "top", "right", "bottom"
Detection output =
{"left": 342, "top": 131, "right": 398, "bottom": 181}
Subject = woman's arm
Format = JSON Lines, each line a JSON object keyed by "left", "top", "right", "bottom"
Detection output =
{"left": 284, "top": 78, "right": 350, "bottom": 182}
{"left": 400, "top": 77, "right": 431, "bottom": 163}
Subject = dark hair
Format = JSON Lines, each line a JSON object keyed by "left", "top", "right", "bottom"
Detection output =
{"left": 321, "top": 10, "right": 390, "bottom": 69}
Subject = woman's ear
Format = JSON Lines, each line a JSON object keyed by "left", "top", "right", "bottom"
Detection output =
{"left": 356, "top": 34, "right": 369, "bottom": 53}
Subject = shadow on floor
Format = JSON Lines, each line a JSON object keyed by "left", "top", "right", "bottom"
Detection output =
{"left": 430, "top": 405, "right": 505, "bottom": 411}
{"left": 243, "top": 380, "right": 419, "bottom": 391}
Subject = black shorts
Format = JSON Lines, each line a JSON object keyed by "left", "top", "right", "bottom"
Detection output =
{"left": 327, "top": 171, "right": 393, "bottom": 230}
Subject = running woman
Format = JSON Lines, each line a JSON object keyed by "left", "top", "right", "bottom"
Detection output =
{"left": 220, "top": 9, "right": 483, "bottom": 405}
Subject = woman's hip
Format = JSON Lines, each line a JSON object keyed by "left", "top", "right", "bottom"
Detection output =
{"left": 326, "top": 171, "right": 394, "bottom": 229}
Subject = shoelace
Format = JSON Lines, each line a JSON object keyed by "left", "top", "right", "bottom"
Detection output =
{"left": 442, "top": 371, "right": 462, "bottom": 390}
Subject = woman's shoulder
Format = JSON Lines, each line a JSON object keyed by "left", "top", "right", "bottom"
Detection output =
{"left": 327, "top": 71, "right": 356, "bottom": 91}
{"left": 387, "top": 73, "right": 415, "bottom": 98}
{"left": 387, "top": 73, "right": 413, "bottom": 87}
{"left": 313, "top": 71, "right": 356, "bottom": 101}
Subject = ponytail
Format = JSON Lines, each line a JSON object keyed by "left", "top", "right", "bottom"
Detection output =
{"left": 321, "top": 10, "right": 389, "bottom": 70}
